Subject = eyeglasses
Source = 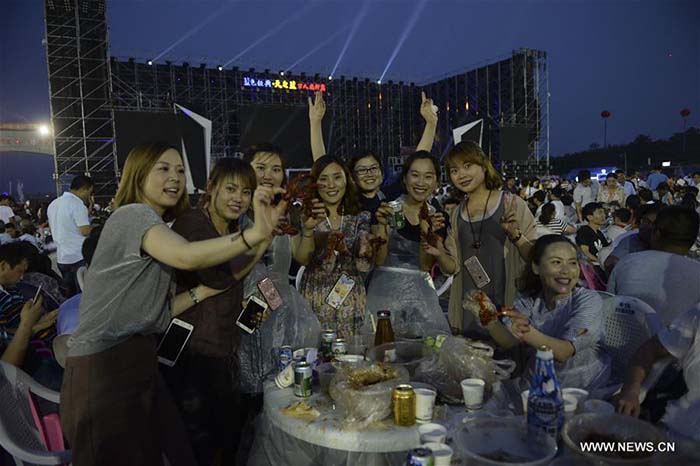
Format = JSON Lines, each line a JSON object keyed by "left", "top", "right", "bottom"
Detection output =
{"left": 354, "top": 165, "right": 380, "bottom": 176}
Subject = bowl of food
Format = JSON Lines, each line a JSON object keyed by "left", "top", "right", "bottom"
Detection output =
{"left": 328, "top": 363, "right": 409, "bottom": 427}
{"left": 456, "top": 417, "right": 557, "bottom": 466}
{"left": 562, "top": 413, "right": 668, "bottom": 465}
{"left": 366, "top": 341, "right": 433, "bottom": 377}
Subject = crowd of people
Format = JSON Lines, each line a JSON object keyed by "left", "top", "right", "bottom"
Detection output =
{"left": 0, "top": 91, "right": 699, "bottom": 464}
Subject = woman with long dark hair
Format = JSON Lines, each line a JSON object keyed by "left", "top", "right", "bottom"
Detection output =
{"left": 293, "top": 155, "right": 388, "bottom": 337}
{"left": 534, "top": 202, "right": 576, "bottom": 237}
{"left": 488, "top": 235, "right": 610, "bottom": 390}
{"left": 60, "top": 143, "right": 286, "bottom": 466}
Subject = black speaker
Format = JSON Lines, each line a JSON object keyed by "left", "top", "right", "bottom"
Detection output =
{"left": 499, "top": 126, "right": 529, "bottom": 161}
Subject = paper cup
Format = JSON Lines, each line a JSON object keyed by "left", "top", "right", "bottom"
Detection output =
{"left": 461, "top": 378, "right": 485, "bottom": 410}
{"left": 563, "top": 393, "right": 578, "bottom": 420}
{"left": 414, "top": 388, "right": 437, "bottom": 423}
{"left": 418, "top": 423, "right": 447, "bottom": 444}
{"left": 521, "top": 389, "right": 530, "bottom": 415}
{"left": 562, "top": 387, "right": 589, "bottom": 408}
{"left": 274, "top": 363, "right": 294, "bottom": 388}
{"left": 422, "top": 442, "right": 453, "bottom": 466}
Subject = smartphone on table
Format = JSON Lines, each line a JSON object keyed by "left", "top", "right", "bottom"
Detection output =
{"left": 157, "top": 318, "right": 194, "bottom": 366}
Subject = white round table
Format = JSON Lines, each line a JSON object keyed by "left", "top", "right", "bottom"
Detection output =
{"left": 263, "top": 383, "right": 421, "bottom": 453}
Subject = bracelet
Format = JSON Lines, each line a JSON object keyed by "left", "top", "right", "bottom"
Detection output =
{"left": 240, "top": 230, "right": 253, "bottom": 249}
{"left": 188, "top": 288, "right": 200, "bottom": 305}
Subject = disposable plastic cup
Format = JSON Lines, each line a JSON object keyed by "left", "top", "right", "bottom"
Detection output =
{"left": 414, "top": 388, "right": 437, "bottom": 423}
{"left": 418, "top": 423, "right": 447, "bottom": 444}
{"left": 521, "top": 389, "right": 529, "bottom": 415}
{"left": 461, "top": 378, "right": 485, "bottom": 410}
{"left": 421, "top": 442, "right": 453, "bottom": 466}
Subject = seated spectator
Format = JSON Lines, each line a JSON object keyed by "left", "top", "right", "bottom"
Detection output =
{"left": 487, "top": 235, "right": 610, "bottom": 391}
{"left": 656, "top": 183, "right": 673, "bottom": 206}
{"left": 18, "top": 218, "right": 40, "bottom": 250}
{"left": 548, "top": 187, "right": 567, "bottom": 222}
{"left": 530, "top": 190, "right": 546, "bottom": 217}
{"left": 0, "top": 243, "right": 58, "bottom": 381}
{"left": 625, "top": 194, "right": 641, "bottom": 216}
{"left": 607, "top": 206, "right": 700, "bottom": 325}
{"left": 597, "top": 173, "right": 626, "bottom": 207}
{"left": 534, "top": 202, "right": 576, "bottom": 237}
{"left": 616, "top": 170, "right": 637, "bottom": 197}
{"left": 14, "top": 241, "right": 64, "bottom": 308}
{"left": 0, "top": 221, "right": 11, "bottom": 245}
{"left": 604, "top": 203, "right": 661, "bottom": 272}
{"left": 1, "top": 222, "right": 18, "bottom": 242}
{"left": 606, "top": 208, "right": 632, "bottom": 242}
{"left": 574, "top": 170, "right": 596, "bottom": 222}
{"left": 0, "top": 195, "right": 17, "bottom": 224}
{"left": 52, "top": 227, "right": 102, "bottom": 367}
{"left": 681, "top": 191, "right": 700, "bottom": 215}
{"left": 561, "top": 193, "right": 578, "bottom": 225}
{"left": 617, "top": 303, "right": 700, "bottom": 441}
{"left": 576, "top": 202, "right": 610, "bottom": 264}
{"left": 638, "top": 188, "right": 655, "bottom": 204}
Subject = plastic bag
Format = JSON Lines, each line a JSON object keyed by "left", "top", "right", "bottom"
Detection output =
{"left": 413, "top": 336, "right": 515, "bottom": 404}
{"left": 328, "top": 364, "right": 409, "bottom": 429}
{"left": 238, "top": 263, "right": 322, "bottom": 394}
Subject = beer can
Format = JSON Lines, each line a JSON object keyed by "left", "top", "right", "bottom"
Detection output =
{"left": 321, "top": 329, "right": 337, "bottom": 357}
{"left": 331, "top": 338, "right": 347, "bottom": 357}
{"left": 392, "top": 384, "right": 416, "bottom": 426}
{"left": 279, "top": 345, "right": 293, "bottom": 371}
{"left": 406, "top": 447, "right": 434, "bottom": 466}
{"left": 293, "top": 361, "right": 313, "bottom": 398}
{"left": 388, "top": 199, "right": 405, "bottom": 229}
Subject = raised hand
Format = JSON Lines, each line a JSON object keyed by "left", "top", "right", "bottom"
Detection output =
{"left": 419, "top": 91, "right": 438, "bottom": 125}
{"left": 308, "top": 91, "right": 326, "bottom": 123}
{"left": 375, "top": 202, "right": 393, "bottom": 226}
{"left": 302, "top": 198, "right": 327, "bottom": 232}
{"left": 615, "top": 388, "right": 642, "bottom": 417}
{"left": 251, "top": 186, "right": 287, "bottom": 239}
{"left": 20, "top": 295, "right": 44, "bottom": 330}
{"left": 421, "top": 237, "right": 444, "bottom": 257}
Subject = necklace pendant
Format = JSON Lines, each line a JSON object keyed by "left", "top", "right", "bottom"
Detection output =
{"left": 473, "top": 241, "right": 481, "bottom": 250}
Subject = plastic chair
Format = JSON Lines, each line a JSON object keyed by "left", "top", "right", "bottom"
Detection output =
{"left": 0, "top": 361, "right": 71, "bottom": 465}
{"left": 75, "top": 266, "right": 87, "bottom": 292}
{"left": 596, "top": 294, "right": 667, "bottom": 402}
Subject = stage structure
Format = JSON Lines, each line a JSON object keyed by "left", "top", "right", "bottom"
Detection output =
{"left": 44, "top": 0, "right": 549, "bottom": 196}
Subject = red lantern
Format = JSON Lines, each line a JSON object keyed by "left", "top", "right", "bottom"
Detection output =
{"left": 680, "top": 108, "right": 690, "bottom": 118}
{"left": 601, "top": 110, "right": 611, "bottom": 118}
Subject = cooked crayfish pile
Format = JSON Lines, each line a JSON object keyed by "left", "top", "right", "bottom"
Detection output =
{"left": 272, "top": 174, "right": 318, "bottom": 236}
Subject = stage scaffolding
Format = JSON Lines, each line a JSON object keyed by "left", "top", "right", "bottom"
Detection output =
{"left": 44, "top": 1, "right": 549, "bottom": 196}
{"left": 44, "top": 0, "right": 117, "bottom": 196}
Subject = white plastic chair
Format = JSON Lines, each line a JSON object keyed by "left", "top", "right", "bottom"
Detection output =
{"left": 436, "top": 275, "right": 453, "bottom": 297}
{"left": 0, "top": 361, "right": 71, "bottom": 465}
{"left": 597, "top": 294, "right": 669, "bottom": 402}
{"left": 75, "top": 266, "right": 87, "bottom": 292}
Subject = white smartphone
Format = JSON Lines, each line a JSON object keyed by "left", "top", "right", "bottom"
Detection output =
{"left": 33, "top": 285, "right": 43, "bottom": 303}
{"left": 236, "top": 295, "right": 269, "bottom": 334}
{"left": 157, "top": 318, "right": 194, "bottom": 366}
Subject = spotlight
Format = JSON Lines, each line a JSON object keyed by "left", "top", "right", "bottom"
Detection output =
{"left": 37, "top": 125, "right": 50, "bottom": 136}
{"left": 328, "top": 75, "right": 333, "bottom": 81}
{"left": 280, "top": 71, "right": 285, "bottom": 76}
{"left": 377, "top": 79, "right": 381, "bottom": 84}
{"left": 147, "top": 60, "right": 153, "bottom": 66}
{"left": 217, "top": 65, "right": 223, "bottom": 71}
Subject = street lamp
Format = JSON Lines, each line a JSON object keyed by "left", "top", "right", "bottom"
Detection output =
{"left": 37, "top": 124, "right": 50, "bottom": 136}
{"left": 600, "top": 110, "right": 611, "bottom": 148}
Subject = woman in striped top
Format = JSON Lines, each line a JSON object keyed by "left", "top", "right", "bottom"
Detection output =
{"left": 534, "top": 202, "right": 576, "bottom": 237}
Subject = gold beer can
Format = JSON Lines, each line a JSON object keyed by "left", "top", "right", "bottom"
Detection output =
{"left": 392, "top": 384, "right": 416, "bottom": 426}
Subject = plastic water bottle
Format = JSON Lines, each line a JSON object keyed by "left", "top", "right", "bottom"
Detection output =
{"left": 527, "top": 346, "right": 563, "bottom": 440}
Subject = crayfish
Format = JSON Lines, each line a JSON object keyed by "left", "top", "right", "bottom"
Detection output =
{"left": 272, "top": 174, "right": 318, "bottom": 236}
{"left": 325, "top": 231, "right": 349, "bottom": 260}
{"left": 419, "top": 204, "right": 441, "bottom": 247}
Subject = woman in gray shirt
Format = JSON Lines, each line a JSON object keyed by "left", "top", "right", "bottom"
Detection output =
{"left": 60, "top": 143, "right": 287, "bottom": 466}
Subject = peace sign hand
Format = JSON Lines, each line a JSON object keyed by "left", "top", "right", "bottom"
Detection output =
{"left": 308, "top": 91, "right": 326, "bottom": 123}
{"left": 420, "top": 91, "right": 438, "bottom": 125}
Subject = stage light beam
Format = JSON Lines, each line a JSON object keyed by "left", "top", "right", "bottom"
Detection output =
{"left": 152, "top": 2, "right": 232, "bottom": 62}
{"left": 330, "top": 0, "right": 370, "bottom": 77}
{"left": 37, "top": 125, "right": 50, "bottom": 136}
{"left": 147, "top": 60, "right": 153, "bottom": 66}
{"left": 223, "top": 4, "right": 314, "bottom": 67}
{"left": 378, "top": 0, "right": 429, "bottom": 83}
{"left": 284, "top": 24, "right": 351, "bottom": 74}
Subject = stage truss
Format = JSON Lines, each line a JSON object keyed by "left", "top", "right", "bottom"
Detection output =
{"left": 44, "top": 0, "right": 549, "bottom": 195}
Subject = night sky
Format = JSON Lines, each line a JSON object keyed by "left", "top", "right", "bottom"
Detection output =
{"left": 1, "top": 0, "right": 699, "bottom": 162}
